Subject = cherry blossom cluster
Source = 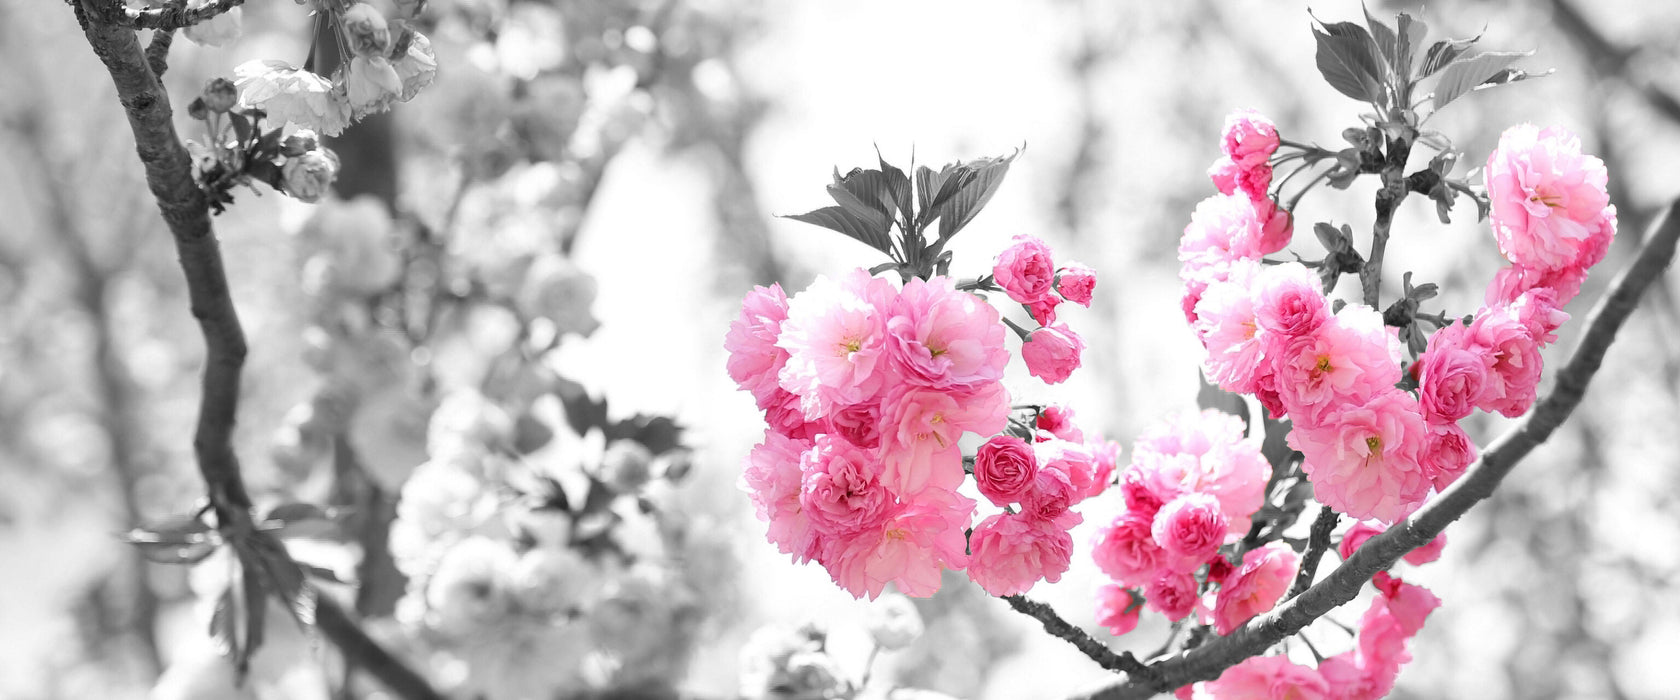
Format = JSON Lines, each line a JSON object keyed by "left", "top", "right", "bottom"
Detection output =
{"left": 993, "top": 235, "right": 1097, "bottom": 383}
{"left": 232, "top": 1, "right": 437, "bottom": 137}
{"left": 1187, "top": 572, "right": 1441, "bottom": 700}
{"left": 727, "top": 241, "right": 1110, "bottom": 599}
{"left": 1088, "top": 410, "right": 1286, "bottom": 635}
{"left": 1180, "top": 115, "right": 1615, "bottom": 525}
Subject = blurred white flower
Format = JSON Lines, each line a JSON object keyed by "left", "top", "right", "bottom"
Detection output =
{"left": 347, "top": 384, "right": 434, "bottom": 490}
{"left": 510, "top": 547, "right": 599, "bottom": 616}
{"left": 347, "top": 56, "right": 403, "bottom": 117}
{"left": 427, "top": 389, "right": 515, "bottom": 457}
{"left": 599, "top": 440, "right": 654, "bottom": 493}
{"left": 739, "top": 623, "right": 825, "bottom": 700}
{"left": 394, "top": 30, "right": 439, "bottom": 101}
{"left": 181, "top": 1, "right": 241, "bottom": 47}
{"left": 866, "top": 593, "right": 924, "bottom": 651}
{"left": 297, "top": 195, "right": 401, "bottom": 295}
{"left": 234, "top": 59, "right": 351, "bottom": 136}
{"left": 426, "top": 536, "right": 519, "bottom": 635}
{"left": 517, "top": 253, "right": 600, "bottom": 338}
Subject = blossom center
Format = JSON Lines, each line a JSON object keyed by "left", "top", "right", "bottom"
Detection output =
{"left": 1365, "top": 436, "right": 1382, "bottom": 454}
{"left": 1315, "top": 355, "right": 1333, "bottom": 373}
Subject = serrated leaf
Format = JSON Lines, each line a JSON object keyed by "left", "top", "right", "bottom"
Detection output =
{"left": 241, "top": 551, "right": 267, "bottom": 662}
{"left": 1313, "top": 222, "right": 1350, "bottom": 252}
{"left": 875, "top": 150, "right": 913, "bottom": 228}
{"left": 1433, "top": 51, "right": 1530, "bottom": 110}
{"left": 829, "top": 167, "right": 899, "bottom": 228}
{"left": 1478, "top": 67, "right": 1551, "bottom": 90}
{"left": 264, "top": 502, "right": 329, "bottom": 524}
{"left": 915, "top": 164, "right": 974, "bottom": 229}
{"left": 1363, "top": 6, "right": 1399, "bottom": 78}
{"left": 1396, "top": 13, "right": 1428, "bottom": 79}
{"left": 301, "top": 563, "right": 347, "bottom": 584}
{"left": 783, "top": 206, "right": 894, "bottom": 255}
{"left": 229, "top": 112, "right": 253, "bottom": 146}
{"left": 1312, "top": 17, "right": 1385, "bottom": 103}
{"left": 934, "top": 150, "right": 1018, "bottom": 241}
{"left": 209, "top": 588, "right": 246, "bottom": 674}
{"left": 1418, "top": 36, "right": 1478, "bottom": 78}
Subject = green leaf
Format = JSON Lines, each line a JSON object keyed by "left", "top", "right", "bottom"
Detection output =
{"left": 1433, "top": 51, "right": 1531, "bottom": 111}
{"left": 783, "top": 206, "right": 894, "bottom": 255}
{"left": 934, "top": 149, "right": 1019, "bottom": 241}
{"left": 1312, "top": 16, "right": 1385, "bottom": 103}
{"left": 1417, "top": 36, "right": 1478, "bottom": 78}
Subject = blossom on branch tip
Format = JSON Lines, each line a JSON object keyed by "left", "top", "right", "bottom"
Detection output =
{"left": 1021, "top": 323, "right": 1085, "bottom": 384}
{"left": 1212, "top": 543, "right": 1298, "bottom": 635}
{"left": 965, "top": 510, "right": 1079, "bottom": 596}
{"left": 993, "top": 235, "right": 1058, "bottom": 304}
{"left": 1486, "top": 124, "right": 1616, "bottom": 273}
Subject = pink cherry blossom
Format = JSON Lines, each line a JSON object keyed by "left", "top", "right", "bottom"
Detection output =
{"left": 1036, "top": 405, "right": 1085, "bottom": 442}
{"left": 1202, "top": 654, "right": 1329, "bottom": 700}
{"left": 1420, "top": 422, "right": 1475, "bottom": 492}
{"left": 1254, "top": 262, "right": 1328, "bottom": 340}
{"left": 1272, "top": 304, "right": 1402, "bottom": 428}
{"left": 1151, "top": 493, "right": 1229, "bottom": 572}
{"left": 879, "top": 382, "right": 1008, "bottom": 497}
{"left": 1195, "top": 261, "right": 1269, "bottom": 393}
{"left": 1338, "top": 521, "right": 1445, "bottom": 567}
{"left": 1022, "top": 462, "right": 1079, "bottom": 521}
{"left": 974, "top": 434, "right": 1038, "bottom": 507}
{"left": 1466, "top": 306, "right": 1544, "bottom": 418}
{"left": 1288, "top": 389, "right": 1432, "bottom": 523}
{"left": 1092, "top": 509, "right": 1164, "bottom": 589}
{"left": 741, "top": 430, "right": 819, "bottom": 562}
{"left": 1057, "top": 263, "right": 1098, "bottom": 306}
{"left": 1083, "top": 439, "right": 1121, "bottom": 500}
{"left": 1129, "top": 410, "right": 1269, "bottom": 537}
{"left": 1027, "top": 295, "right": 1062, "bottom": 326}
{"left": 1486, "top": 124, "right": 1615, "bottom": 272}
{"left": 1485, "top": 261, "right": 1591, "bottom": 307}
{"left": 965, "top": 510, "right": 1080, "bottom": 596}
{"left": 1180, "top": 194, "right": 1277, "bottom": 272}
{"left": 993, "top": 235, "right": 1058, "bottom": 304}
{"left": 764, "top": 388, "right": 823, "bottom": 441}
{"left": 1223, "top": 109, "right": 1281, "bottom": 171}
{"left": 826, "top": 399, "right": 882, "bottom": 450}
{"left": 1508, "top": 286, "right": 1570, "bottom": 346}
{"left": 1415, "top": 324, "right": 1490, "bottom": 424}
{"left": 1212, "top": 543, "right": 1299, "bottom": 635}
{"left": 776, "top": 270, "right": 897, "bottom": 415}
{"left": 1095, "top": 584, "right": 1142, "bottom": 635}
{"left": 725, "top": 283, "right": 791, "bottom": 408}
{"left": 825, "top": 487, "right": 974, "bottom": 599}
{"left": 1022, "top": 323, "right": 1085, "bottom": 384}
{"left": 1209, "top": 156, "right": 1243, "bottom": 196}
{"left": 1144, "top": 569, "right": 1200, "bottom": 621}
{"left": 887, "top": 276, "right": 1010, "bottom": 390}
{"left": 799, "top": 435, "right": 895, "bottom": 537}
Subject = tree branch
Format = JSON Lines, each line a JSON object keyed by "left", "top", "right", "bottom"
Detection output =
{"left": 1286, "top": 506, "right": 1338, "bottom": 601}
{"left": 1359, "top": 135, "right": 1412, "bottom": 309}
{"left": 1070, "top": 198, "right": 1680, "bottom": 699}
{"left": 78, "top": 9, "right": 443, "bottom": 699}
{"left": 1002, "top": 595, "right": 1156, "bottom": 681}
{"left": 83, "top": 0, "right": 249, "bottom": 31}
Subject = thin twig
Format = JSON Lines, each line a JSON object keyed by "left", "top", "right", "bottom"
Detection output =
{"left": 77, "top": 9, "right": 444, "bottom": 698}
{"left": 1001, "top": 595, "right": 1156, "bottom": 681}
{"left": 1067, "top": 198, "right": 1680, "bottom": 699}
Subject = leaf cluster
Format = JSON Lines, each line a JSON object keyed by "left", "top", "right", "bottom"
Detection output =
{"left": 784, "top": 149, "right": 1019, "bottom": 281}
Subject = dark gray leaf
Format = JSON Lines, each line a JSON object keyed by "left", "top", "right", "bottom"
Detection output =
{"left": 1418, "top": 36, "right": 1478, "bottom": 78}
{"left": 1363, "top": 6, "right": 1398, "bottom": 78}
{"left": 875, "top": 151, "right": 913, "bottom": 227}
{"left": 1395, "top": 13, "right": 1428, "bottom": 78}
{"left": 783, "top": 206, "right": 894, "bottom": 254}
{"left": 1312, "top": 19, "right": 1385, "bottom": 103}
{"left": 263, "top": 502, "right": 329, "bottom": 525}
{"left": 934, "top": 150, "right": 1018, "bottom": 240}
{"left": 829, "top": 167, "right": 899, "bottom": 228}
{"left": 1434, "top": 51, "right": 1530, "bottom": 110}
{"left": 915, "top": 164, "right": 969, "bottom": 227}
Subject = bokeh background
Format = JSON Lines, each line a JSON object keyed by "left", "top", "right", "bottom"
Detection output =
{"left": 2, "top": 0, "right": 1678, "bottom": 698}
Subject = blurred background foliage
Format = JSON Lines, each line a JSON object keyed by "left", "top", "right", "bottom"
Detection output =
{"left": 0, "top": 0, "right": 1677, "bottom": 698}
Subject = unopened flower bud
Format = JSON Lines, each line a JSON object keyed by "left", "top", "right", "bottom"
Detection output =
{"left": 282, "top": 149, "right": 340, "bottom": 203}
{"left": 281, "top": 129, "right": 320, "bottom": 157}
{"left": 202, "top": 78, "right": 239, "bottom": 113}
{"left": 187, "top": 97, "right": 209, "bottom": 121}
{"left": 341, "top": 3, "right": 392, "bottom": 58}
